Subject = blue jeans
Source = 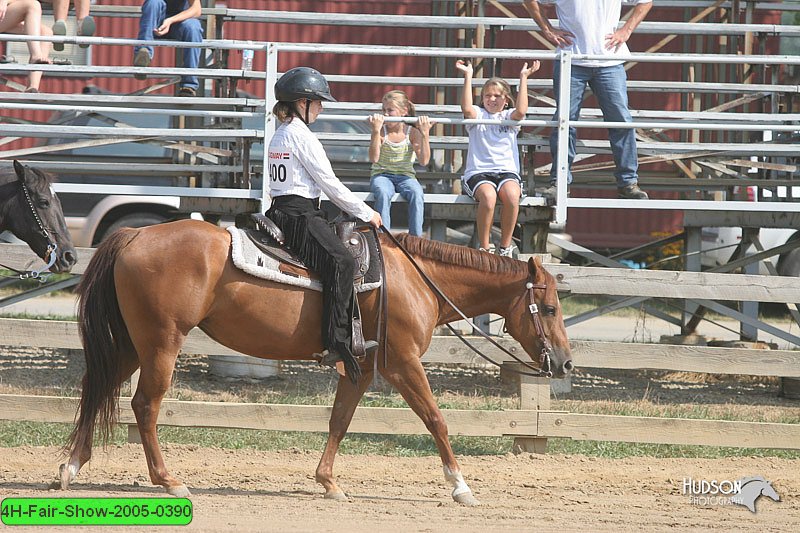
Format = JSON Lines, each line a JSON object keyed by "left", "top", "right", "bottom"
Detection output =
{"left": 136, "top": 0, "right": 204, "bottom": 90}
{"left": 550, "top": 63, "right": 638, "bottom": 187}
{"left": 370, "top": 173, "right": 424, "bottom": 236}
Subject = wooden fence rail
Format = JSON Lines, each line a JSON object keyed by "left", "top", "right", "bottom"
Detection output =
{"left": 2, "top": 243, "right": 799, "bottom": 450}
{"left": 4, "top": 318, "right": 800, "bottom": 378}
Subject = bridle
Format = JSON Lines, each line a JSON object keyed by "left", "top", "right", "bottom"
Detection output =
{"left": 526, "top": 281, "right": 554, "bottom": 376}
{"left": 381, "top": 229, "right": 555, "bottom": 377}
{"left": 0, "top": 179, "right": 58, "bottom": 283}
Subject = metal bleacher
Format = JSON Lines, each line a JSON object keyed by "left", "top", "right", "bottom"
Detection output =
{"left": 1, "top": 2, "right": 799, "bottom": 247}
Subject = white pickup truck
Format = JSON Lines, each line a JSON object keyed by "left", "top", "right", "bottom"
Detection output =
{"left": 701, "top": 226, "right": 800, "bottom": 276}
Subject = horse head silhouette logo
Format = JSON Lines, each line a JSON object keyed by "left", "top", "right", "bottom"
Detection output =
{"left": 729, "top": 476, "right": 780, "bottom": 513}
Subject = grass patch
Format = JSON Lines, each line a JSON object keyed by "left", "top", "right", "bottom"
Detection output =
{"left": 555, "top": 399, "right": 800, "bottom": 425}
{"left": 0, "top": 421, "right": 508, "bottom": 457}
{"left": 2, "top": 418, "right": 798, "bottom": 459}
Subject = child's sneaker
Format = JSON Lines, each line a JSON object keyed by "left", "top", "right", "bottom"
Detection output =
{"left": 497, "top": 244, "right": 518, "bottom": 258}
{"left": 78, "top": 16, "right": 96, "bottom": 49}
{"left": 478, "top": 244, "right": 496, "bottom": 254}
{"left": 52, "top": 20, "right": 67, "bottom": 52}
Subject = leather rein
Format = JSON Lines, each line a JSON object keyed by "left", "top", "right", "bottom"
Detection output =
{"left": 0, "top": 180, "right": 58, "bottom": 283}
{"left": 380, "top": 229, "right": 554, "bottom": 378}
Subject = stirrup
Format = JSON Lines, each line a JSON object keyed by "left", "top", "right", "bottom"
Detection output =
{"left": 363, "top": 340, "right": 379, "bottom": 353}
{"left": 349, "top": 339, "right": 377, "bottom": 363}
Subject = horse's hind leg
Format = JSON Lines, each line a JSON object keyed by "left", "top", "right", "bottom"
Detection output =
{"left": 60, "top": 347, "right": 139, "bottom": 489}
{"left": 315, "top": 368, "right": 374, "bottom": 500}
{"left": 131, "top": 347, "right": 189, "bottom": 497}
{"left": 380, "top": 359, "right": 480, "bottom": 506}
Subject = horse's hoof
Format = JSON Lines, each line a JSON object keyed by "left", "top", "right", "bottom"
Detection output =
{"left": 324, "top": 490, "right": 348, "bottom": 501}
{"left": 166, "top": 484, "right": 191, "bottom": 497}
{"left": 453, "top": 491, "right": 481, "bottom": 506}
{"left": 58, "top": 463, "right": 76, "bottom": 490}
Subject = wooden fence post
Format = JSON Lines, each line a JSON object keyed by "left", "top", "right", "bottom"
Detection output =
{"left": 503, "top": 363, "right": 550, "bottom": 454}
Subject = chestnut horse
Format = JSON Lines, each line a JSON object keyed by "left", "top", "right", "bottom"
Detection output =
{"left": 0, "top": 160, "right": 77, "bottom": 274}
{"left": 60, "top": 219, "right": 572, "bottom": 505}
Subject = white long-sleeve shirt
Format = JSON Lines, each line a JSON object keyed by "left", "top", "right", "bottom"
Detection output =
{"left": 268, "top": 118, "right": 374, "bottom": 223}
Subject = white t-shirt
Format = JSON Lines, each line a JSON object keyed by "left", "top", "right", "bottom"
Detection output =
{"left": 461, "top": 107, "right": 521, "bottom": 181}
{"left": 268, "top": 118, "right": 374, "bottom": 223}
{"left": 540, "top": 0, "right": 652, "bottom": 67}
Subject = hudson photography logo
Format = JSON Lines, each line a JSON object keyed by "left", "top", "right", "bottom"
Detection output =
{"left": 682, "top": 476, "right": 781, "bottom": 513}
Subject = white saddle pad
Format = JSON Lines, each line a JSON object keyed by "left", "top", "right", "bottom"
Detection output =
{"left": 227, "top": 226, "right": 381, "bottom": 293}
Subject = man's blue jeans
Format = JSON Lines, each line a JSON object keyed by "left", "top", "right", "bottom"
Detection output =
{"left": 136, "top": 0, "right": 203, "bottom": 90}
{"left": 370, "top": 173, "right": 424, "bottom": 236}
{"left": 550, "top": 63, "right": 638, "bottom": 187}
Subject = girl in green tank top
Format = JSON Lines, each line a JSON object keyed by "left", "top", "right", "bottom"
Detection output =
{"left": 368, "top": 91, "right": 433, "bottom": 236}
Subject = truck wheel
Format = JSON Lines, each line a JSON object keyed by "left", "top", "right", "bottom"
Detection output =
{"left": 778, "top": 248, "right": 800, "bottom": 277}
{"left": 102, "top": 213, "right": 167, "bottom": 241}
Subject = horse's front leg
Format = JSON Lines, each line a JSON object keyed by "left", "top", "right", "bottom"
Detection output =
{"left": 315, "top": 367, "right": 374, "bottom": 500}
{"left": 380, "top": 358, "right": 480, "bottom": 506}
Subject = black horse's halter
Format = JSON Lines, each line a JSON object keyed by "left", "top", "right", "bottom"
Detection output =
{"left": 382, "top": 229, "right": 554, "bottom": 377}
{"left": 0, "top": 180, "right": 58, "bottom": 283}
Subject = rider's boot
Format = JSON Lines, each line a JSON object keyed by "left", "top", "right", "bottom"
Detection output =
{"left": 313, "top": 349, "right": 347, "bottom": 377}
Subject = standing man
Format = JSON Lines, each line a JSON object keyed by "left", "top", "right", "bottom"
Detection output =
{"left": 133, "top": 0, "right": 203, "bottom": 97}
{"left": 524, "top": 0, "right": 652, "bottom": 199}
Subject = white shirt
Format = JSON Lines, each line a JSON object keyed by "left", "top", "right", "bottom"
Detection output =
{"left": 462, "top": 107, "right": 521, "bottom": 181}
{"left": 268, "top": 118, "right": 374, "bottom": 223}
{"left": 540, "top": 0, "right": 652, "bottom": 67}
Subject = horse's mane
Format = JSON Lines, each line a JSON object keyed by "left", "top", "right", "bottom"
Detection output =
{"left": 391, "top": 233, "right": 526, "bottom": 275}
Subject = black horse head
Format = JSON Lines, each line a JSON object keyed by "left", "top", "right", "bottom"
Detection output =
{"left": 0, "top": 161, "right": 77, "bottom": 273}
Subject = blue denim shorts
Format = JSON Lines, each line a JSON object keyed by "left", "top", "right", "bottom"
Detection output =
{"left": 462, "top": 171, "right": 521, "bottom": 199}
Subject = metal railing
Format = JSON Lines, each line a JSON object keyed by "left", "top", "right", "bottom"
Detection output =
{"left": 2, "top": 24, "right": 799, "bottom": 224}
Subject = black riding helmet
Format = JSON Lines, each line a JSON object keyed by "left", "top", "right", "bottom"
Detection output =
{"left": 274, "top": 67, "right": 337, "bottom": 102}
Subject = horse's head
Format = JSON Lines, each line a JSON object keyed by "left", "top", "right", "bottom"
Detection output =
{"left": 761, "top": 482, "right": 780, "bottom": 502}
{"left": 504, "top": 256, "right": 573, "bottom": 378}
{"left": 6, "top": 161, "right": 77, "bottom": 273}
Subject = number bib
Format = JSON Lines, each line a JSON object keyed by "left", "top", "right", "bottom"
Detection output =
{"left": 268, "top": 148, "right": 295, "bottom": 191}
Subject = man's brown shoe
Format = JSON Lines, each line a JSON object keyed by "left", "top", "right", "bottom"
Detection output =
{"left": 618, "top": 183, "right": 649, "bottom": 199}
{"left": 133, "top": 49, "right": 151, "bottom": 80}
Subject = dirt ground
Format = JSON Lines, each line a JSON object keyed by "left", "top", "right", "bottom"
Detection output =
{"left": 1, "top": 348, "right": 799, "bottom": 531}
{"left": 1, "top": 446, "right": 798, "bottom": 532}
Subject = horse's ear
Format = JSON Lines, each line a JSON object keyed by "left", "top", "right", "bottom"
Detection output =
{"left": 527, "top": 255, "right": 545, "bottom": 279}
{"left": 13, "top": 160, "right": 26, "bottom": 182}
{"left": 527, "top": 256, "right": 539, "bottom": 275}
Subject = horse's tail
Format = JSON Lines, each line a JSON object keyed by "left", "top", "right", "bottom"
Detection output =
{"left": 65, "top": 229, "right": 139, "bottom": 455}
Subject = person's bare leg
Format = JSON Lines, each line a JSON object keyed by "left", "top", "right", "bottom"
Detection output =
{"left": 22, "top": 0, "right": 46, "bottom": 61}
{"left": 76, "top": 0, "right": 91, "bottom": 20}
{"left": 0, "top": 0, "right": 49, "bottom": 90}
{"left": 75, "top": 0, "right": 94, "bottom": 46}
{"left": 27, "top": 25, "right": 52, "bottom": 91}
{"left": 51, "top": 0, "right": 68, "bottom": 51}
{"left": 497, "top": 181, "right": 521, "bottom": 249}
{"left": 52, "top": 0, "right": 69, "bottom": 21}
{"left": 0, "top": 0, "right": 42, "bottom": 59}
{"left": 473, "top": 184, "right": 497, "bottom": 250}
